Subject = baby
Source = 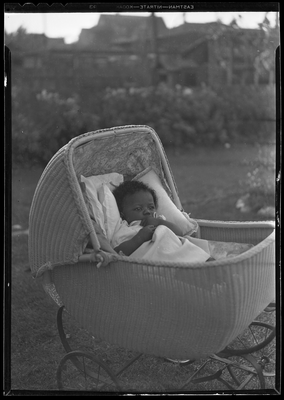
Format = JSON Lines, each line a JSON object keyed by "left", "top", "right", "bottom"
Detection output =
{"left": 112, "top": 180, "right": 214, "bottom": 261}
{"left": 112, "top": 180, "right": 185, "bottom": 256}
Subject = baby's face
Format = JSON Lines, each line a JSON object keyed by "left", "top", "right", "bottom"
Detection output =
{"left": 121, "top": 190, "right": 156, "bottom": 224}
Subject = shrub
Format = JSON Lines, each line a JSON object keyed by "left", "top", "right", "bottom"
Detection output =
{"left": 237, "top": 145, "right": 275, "bottom": 215}
{"left": 215, "top": 85, "right": 276, "bottom": 142}
{"left": 12, "top": 87, "right": 100, "bottom": 165}
{"left": 12, "top": 83, "right": 276, "bottom": 165}
{"left": 100, "top": 83, "right": 275, "bottom": 148}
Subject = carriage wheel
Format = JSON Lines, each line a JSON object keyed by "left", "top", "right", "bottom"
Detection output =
{"left": 57, "top": 350, "right": 121, "bottom": 392}
{"left": 219, "top": 320, "right": 276, "bottom": 389}
{"left": 222, "top": 321, "right": 275, "bottom": 356}
{"left": 221, "top": 352, "right": 275, "bottom": 390}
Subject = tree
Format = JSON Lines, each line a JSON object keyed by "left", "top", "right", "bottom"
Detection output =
{"left": 212, "top": 13, "right": 279, "bottom": 86}
{"left": 253, "top": 13, "right": 279, "bottom": 84}
{"left": 5, "top": 26, "right": 28, "bottom": 51}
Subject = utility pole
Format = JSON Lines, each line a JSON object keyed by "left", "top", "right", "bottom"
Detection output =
{"left": 42, "top": 13, "right": 48, "bottom": 49}
{"left": 151, "top": 12, "right": 159, "bottom": 86}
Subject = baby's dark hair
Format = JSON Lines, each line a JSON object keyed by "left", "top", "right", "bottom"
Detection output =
{"left": 113, "top": 180, "right": 158, "bottom": 212}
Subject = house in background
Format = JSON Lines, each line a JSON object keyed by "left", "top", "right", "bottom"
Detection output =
{"left": 152, "top": 21, "right": 276, "bottom": 87}
{"left": 76, "top": 13, "right": 168, "bottom": 51}
{"left": 72, "top": 15, "right": 277, "bottom": 88}
{"left": 6, "top": 13, "right": 278, "bottom": 107}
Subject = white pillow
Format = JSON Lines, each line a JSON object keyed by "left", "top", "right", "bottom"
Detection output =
{"left": 133, "top": 168, "right": 198, "bottom": 236}
{"left": 97, "top": 184, "right": 121, "bottom": 241}
{"left": 81, "top": 175, "right": 106, "bottom": 236}
{"left": 80, "top": 173, "right": 123, "bottom": 241}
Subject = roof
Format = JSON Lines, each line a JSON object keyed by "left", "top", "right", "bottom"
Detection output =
{"left": 80, "top": 14, "right": 168, "bottom": 42}
{"left": 98, "top": 13, "right": 167, "bottom": 31}
{"left": 181, "top": 36, "right": 211, "bottom": 55}
{"left": 163, "top": 21, "right": 227, "bottom": 37}
{"left": 5, "top": 32, "right": 66, "bottom": 52}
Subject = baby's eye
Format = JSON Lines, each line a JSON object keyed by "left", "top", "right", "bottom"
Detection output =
{"left": 134, "top": 207, "right": 142, "bottom": 211}
{"left": 149, "top": 205, "right": 155, "bottom": 210}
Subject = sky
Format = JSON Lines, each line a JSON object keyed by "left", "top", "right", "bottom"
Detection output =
{"left": 4, "top": 11, "right": 279, "bottom": 44}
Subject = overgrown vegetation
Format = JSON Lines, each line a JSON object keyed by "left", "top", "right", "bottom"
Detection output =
{"left": 237, "top": 144, "right": 275, "bottom": 217}
{"left": 12, "top": 83, "right": 275, "bottom": 165}
{"left": 102, "top": 84, "right": 275, "bottom": 147}
{"left": 12, "top": 87, "right": 100, "bottom": 165}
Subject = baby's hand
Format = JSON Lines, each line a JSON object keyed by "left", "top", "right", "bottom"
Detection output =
{"left": 96, "top": 253, "right": 104, "bottom": 268}
{"left": 139, "top": 225, "right": 156, "bottom": 242}
{"left": 141, "top": 216, "right": 160, "bottom": 227}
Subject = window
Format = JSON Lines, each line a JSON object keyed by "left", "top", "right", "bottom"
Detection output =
{"left": 23, "top": 56, "right": 42, "bottom": 68}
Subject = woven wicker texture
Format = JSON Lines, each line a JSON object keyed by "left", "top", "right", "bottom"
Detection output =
{"left": 28, "top": 148, "right": 90, "bottom": 276}
{"left": 29, "top": 125, "right": 275, "bottom": 360}
{"left": 52, "top": 227, "right": 274, "bottom": 359}
{"left": 72, "top": 129, "right": 162, "bottom": 182}
{"left": 197, "top": 220, "right": 275, "bottom": 245}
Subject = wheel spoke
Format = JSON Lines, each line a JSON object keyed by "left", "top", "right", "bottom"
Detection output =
{"left": 57, "top": 351, "right": 121, "bottom": 391}
{"left": 248, "top": 325, "right": 259, "bottom": 346}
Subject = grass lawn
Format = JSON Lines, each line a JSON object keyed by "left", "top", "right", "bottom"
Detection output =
{"left": 7, "top": 143, "right": 276, "bottom": 394}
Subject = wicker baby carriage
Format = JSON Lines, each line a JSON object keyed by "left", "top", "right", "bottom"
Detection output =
{"left": 29, "top": 125, "right": 276, "bottom": 392}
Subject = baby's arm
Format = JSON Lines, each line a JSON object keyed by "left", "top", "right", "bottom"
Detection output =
{"left": 114, "top": 225, "right": 156, "bottom": 256}
{"left": 141, "top": 216, "right": 183, "bottom": 236}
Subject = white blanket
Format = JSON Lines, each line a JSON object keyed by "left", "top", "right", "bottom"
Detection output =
{"left": 131, "top": 225, "right": 210, "bottom": 263}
